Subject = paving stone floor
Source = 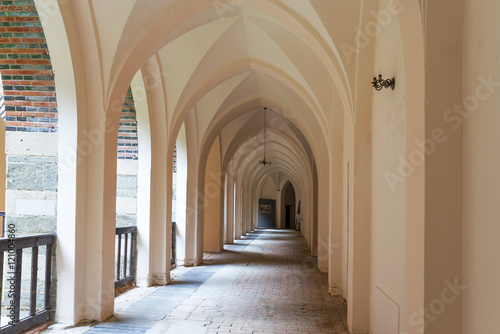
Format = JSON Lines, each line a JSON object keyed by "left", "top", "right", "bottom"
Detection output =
{"left": 43, "top": 229, "right": 348, "bottom": 334}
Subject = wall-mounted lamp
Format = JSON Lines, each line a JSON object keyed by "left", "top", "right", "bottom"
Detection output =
{"left": 371, "top": 74, "right": 395, "bottom": 91}
{"left": 259, "top": 107, "right": 272, "bottom": 166}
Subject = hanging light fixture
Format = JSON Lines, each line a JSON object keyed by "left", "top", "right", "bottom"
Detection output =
{"left": 259, "top": 107, "right": 271, "bottom": 166}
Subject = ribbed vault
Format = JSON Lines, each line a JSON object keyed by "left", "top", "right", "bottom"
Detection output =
{"left": 94, "top": 0, "right": 360, "bottom": 176}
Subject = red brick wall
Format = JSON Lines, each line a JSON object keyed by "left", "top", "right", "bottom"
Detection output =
{"left": 118, "top": 88, "right": 138, "bottom": 159}
{"left": 0, "top": 0, "right": 57, "bottom": 132}
{"left": 0, "top": 2, "right": 139, "bottom": 158}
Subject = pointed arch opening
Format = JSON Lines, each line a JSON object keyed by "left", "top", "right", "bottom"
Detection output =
{"left": 281, "top": 180, "right": 296, "bottom": 229}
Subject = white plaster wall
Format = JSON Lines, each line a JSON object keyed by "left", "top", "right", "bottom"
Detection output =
{"left": 116, "top": 197, "right": 137, "bottom": 214}
{"left": 260, "top": 177, "right": 278, "bottom": 200}
{"left": 6, "top": 132, "right": 58, "bottom": 156}
{"left": 8, "top": 194, "right": 57, "bottom": 216}
{"left": 117, "top": 158, "right": 138, "bottom": 175}
{"left": 369, "top": 2, "right": 406, "bottom": 332}
{"left": 116, "top": 159, "right": 138, "bottom": 226}
{"left": 463, "top": 0, "right": 500, "bottom": 332}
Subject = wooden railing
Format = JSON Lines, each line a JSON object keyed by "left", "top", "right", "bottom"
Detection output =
{"left": 0, "top": 233, "right": 54, "bottom": 333}
{"left": 115, "top": 226, "right": 137, "bottom": 288}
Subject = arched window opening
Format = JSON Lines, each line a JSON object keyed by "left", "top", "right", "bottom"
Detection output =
{"left": 0, "top": 1, "right": 58, "bottom": 329}
{"left": 258, "top": 176, "right": 278, "bottom": 229}
{"left": 2, "top": 1, "right": 58, "bottom": 236}
{"left": 116, "top": 87, "right": 139, "bottom": 227}
{"left": 115, "top": 87, "right": 139, "bottom": 292}
{"left": 282, "top": 181, "right": 296, "bottom": 229}
{"left": 173, "top": 123, "right": 187, "bottom": 266}
{"left": 171, "top": 143, "right": 177, "bottom": 266}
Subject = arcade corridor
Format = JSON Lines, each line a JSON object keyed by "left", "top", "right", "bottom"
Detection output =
{"left": 43, "top": 230, "right": 348, "bottom": 334}
{"left": 2, "top": 1, "right": 500, "bottom": 332}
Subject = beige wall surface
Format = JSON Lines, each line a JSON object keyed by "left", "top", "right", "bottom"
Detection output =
{"left": 260, "top": 177, "right": 278, "bottom": 200}
{"left": 204, "top": 137, "right": 222, "bottom": 252}
{"left": 424, "top": 1, "right": 464, "bottom": 333}
{"left": 370, "top": 1, "right": 406, "bottom": 331}
{"left": 463, "top": 0, "right": 500, "bottom": 332}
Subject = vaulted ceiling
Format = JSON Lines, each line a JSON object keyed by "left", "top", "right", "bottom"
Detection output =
{"left": 78, "top": 0, "right": 376, "bottom": 191}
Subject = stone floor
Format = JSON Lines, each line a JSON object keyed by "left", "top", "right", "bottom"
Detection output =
{"left": 42, "top": 229, "right": 348, "bottom": 334}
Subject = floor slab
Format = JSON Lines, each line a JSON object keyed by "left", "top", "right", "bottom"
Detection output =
{"left": 42, "top": 229, "right": 348, "bottom": 334}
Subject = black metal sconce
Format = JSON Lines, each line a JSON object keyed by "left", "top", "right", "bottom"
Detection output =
{"left": 371, "top": 74, "right": 395, "bottom": 91}
{"left": 259, "top": 107, "right": 272, "bottom": 166}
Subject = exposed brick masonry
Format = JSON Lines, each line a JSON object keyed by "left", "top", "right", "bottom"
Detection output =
{"left": 0, "top": 2, "right": 140, "bottom": 159}
{"left": 0, "top": 0, "right": 57, "bottom": 132}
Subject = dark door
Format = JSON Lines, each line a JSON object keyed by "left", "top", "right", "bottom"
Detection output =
{"left": 258, "top": 199, "right": 276, "bottom": 228}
